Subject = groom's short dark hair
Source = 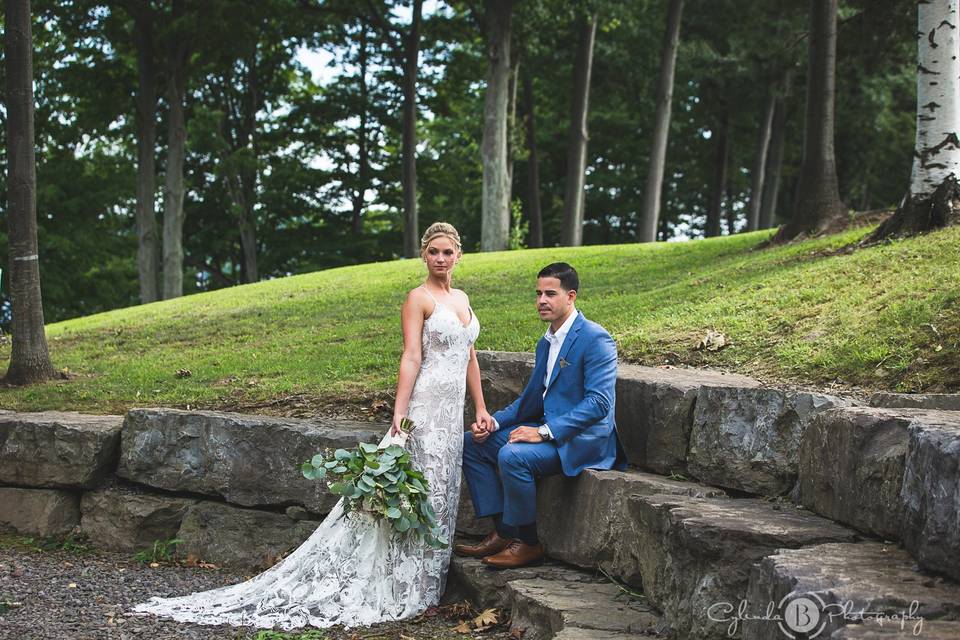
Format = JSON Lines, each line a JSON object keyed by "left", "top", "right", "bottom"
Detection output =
{"left": 538, "top": 262, "right": 579, "bottom": 293}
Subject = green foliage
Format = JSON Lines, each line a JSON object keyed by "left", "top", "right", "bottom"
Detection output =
{"left": 508, "top": 199, "right": 529, "bottom": 251}
{"left": 133, "top": 538, "right": 183, "bottom": 564}
{"left": 302, "top": 422, "right": 448, "bottom": 549}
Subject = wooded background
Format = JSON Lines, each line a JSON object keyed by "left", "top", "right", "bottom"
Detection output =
{"left": 0, "top": 0, "right": 916, "bottom": 325}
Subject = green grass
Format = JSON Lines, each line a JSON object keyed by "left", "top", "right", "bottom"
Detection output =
{"left": 1, "top": 225, "right": 959, "bottom": 413}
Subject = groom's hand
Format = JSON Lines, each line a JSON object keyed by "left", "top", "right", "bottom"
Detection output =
{"left": 470, "top": 420, "right": 491, "bottom": 443}
{"left": 508, "top": 426, "right": 543, "bottom": 444}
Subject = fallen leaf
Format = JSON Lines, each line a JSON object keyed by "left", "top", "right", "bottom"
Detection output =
{"left": 473, "top": 608, "right": 499, "bottom": 627}
{"left": 68, "top": 583, "right": 77, "bottom": 588}
{"left": 694, "top": 330, "right": 727, "bottom": 352}
{"left": 509, "top": 628, "right": 526, "bottom": 639}
{"left": 453, "top": 621, "right": 472, "bottom": 633}
{"left": 149, "top": 562, "right": 159, "bottom": 568}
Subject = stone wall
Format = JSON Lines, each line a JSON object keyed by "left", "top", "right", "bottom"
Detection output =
{"left": 2, "top": 352, "right": 960, "bottom": 638}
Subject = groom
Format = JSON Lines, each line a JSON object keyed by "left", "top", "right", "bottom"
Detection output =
{"left": 456, "top": 262, "right": 624, "bottom": 568}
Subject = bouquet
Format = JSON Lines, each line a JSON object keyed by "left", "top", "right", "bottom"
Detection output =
{"left": 301, "top": 418, "right": 449, "bottom": 549}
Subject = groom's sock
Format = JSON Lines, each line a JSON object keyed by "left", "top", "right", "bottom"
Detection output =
{"left": 492, "top": 513, "right": 518, "bottom": 540}
{"left": 517, "top": 522, "right": 539, "bottom": 545}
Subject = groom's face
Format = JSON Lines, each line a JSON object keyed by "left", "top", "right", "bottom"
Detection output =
{"left": 536, "top": 277, "right": 576, "bottom": 323}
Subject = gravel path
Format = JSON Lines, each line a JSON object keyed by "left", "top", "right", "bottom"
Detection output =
{"left": 0, "top": 537, "right": 512, "bottom": 640}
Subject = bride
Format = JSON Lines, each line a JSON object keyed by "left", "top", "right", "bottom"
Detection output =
{"left": 134, "top": 222, "right": 493, "bottom": 629}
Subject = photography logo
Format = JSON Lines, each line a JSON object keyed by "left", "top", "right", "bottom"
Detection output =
{"left": 777, "top": 591, "right": 829, "bottom": 639}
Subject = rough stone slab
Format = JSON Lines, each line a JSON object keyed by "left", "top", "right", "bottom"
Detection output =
{"left": 507, "top": 578, "right": 662, "bottom": 640}
{"left": 0, "top": 487, "right": 80, "bottom": 537}
{"left": 831, "top": 621, "right": 960, "bottom": 639}
{"left": 870, "top": 392, "right": 960, "bottom": 412}
{"left": 616, "top": 365, "right": 761, "bottom": 475}
{"left": 552, "top": 630, "right": 644, "bottom": 640}
{"left": 80, "top": 485, "right": 196, "bottom": 552}
{"left": 476, "top": 350, "right": 535, "bottom": 415}
{"left": 689, "top": 387, "right": 851, "bottom": 496}
{"left": 630, "top": 493, "right": 859, "bottom": 640}
{"left": 0, "top": 411, "right": 123, "bottom": 488}
{"left": 743, "top": 542, "right": 960, "bottom": 640}
{"left": 899, "top": 410, "right": 960, "bottom": 582}
{"left": 176, "top": 501, "right": 320, "bottom": 570}
{"left": 537, "top": 469, "right": 726, "bottom": 584}
{"left": 799, "top": 407, "right": 912, "bottom": 540}
{"left": 448, "top": 556, "right": 599, "bottom": 611}
{"left": 117, "top": 408, "right": 387, "bottom": 512}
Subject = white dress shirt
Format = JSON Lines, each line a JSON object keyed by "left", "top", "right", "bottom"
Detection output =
{"left": 490, "top": 308, "right": 578, "bottom": 440}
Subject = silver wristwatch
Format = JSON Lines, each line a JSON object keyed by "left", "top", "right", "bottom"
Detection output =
{"left": 537, "top": 425, "right": 552, "bottom": 441}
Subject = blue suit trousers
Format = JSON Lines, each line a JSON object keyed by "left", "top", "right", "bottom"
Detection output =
{"left": 462, "top": 424, "right": 562, "bottom": 527}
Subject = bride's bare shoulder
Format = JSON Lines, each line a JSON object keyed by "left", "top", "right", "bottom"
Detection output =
{"left": 404, "top": 286, "right": 432, "bottom": 310}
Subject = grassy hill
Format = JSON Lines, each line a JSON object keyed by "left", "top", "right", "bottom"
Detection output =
{"left": 1, "top": 225, "right": 958, "bottom": 414}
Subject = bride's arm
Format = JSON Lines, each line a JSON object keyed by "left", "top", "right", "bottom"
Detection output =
{"left": 393, "top": 290, "right": 426, "bottom": 435}
{"left": 466, "top": 346, "right": 492, "bottom": 427}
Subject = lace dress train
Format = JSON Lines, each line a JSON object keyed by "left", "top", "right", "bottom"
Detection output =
{"left": 133, "top": 299, "right": 480, "bottom": 629}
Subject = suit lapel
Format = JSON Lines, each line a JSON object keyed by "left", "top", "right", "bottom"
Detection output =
{"left": 532, "top": 337, "right": 550, "bottom": 393}
{"left": 545, "top": 313, "right": 584, "bottom": 394}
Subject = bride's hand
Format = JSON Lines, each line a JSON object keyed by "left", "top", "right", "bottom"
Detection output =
{"left": 391, "top": 414, "right": 405, "bottom": 436}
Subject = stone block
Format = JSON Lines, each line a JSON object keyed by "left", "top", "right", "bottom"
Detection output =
{"left": 615, "top": 364, "right": 761, "bottom": 475}
{"left": 798, "top": 407, "right": 911, "bottom": 540}
{"left": 689, "top": 387, "right": 850, "bottom": 495}
{"left": 537, "top": 468, "right": 725, "bottom": 584}
{"left": 744, "top": 542, "right": 960, "bottom": 640}
{"left": 176, "top": 501, "right": 320, "bottom": 570}
{"left": 630, "top": 493, "right": 858, "bottom": 640}
{"left": 0, "top": 487, "right": 80, "bottom": 537}
{"left": 899, "top": 410, "right": 960, "bottom": 582}
{"left": 117, "top": 408, "right": 387, "bottom": 512}
{"left": 0, "top": 412, "right": 122, "bottom": 488}
{"left": 80, "top": 485, "right": 196, "bottom": 552}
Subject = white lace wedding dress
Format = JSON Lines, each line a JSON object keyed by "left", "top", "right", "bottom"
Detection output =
{"left": 133, "top": 294, "right": 479, "bottom": 630}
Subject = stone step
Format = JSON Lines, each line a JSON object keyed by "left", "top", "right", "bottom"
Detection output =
{"left": 117, "top": 408, "right": 388, "bottom": 513}
{"left": 898, "top": 410, "right": 960, "bottom": 583}
{"left": 536, "top": 468, "right": 727, "bottom": 586}
{"left": 798, "top": 406, "right": 913, "bottom": 541}
{"left": 447, "top": 556, "right": 663, "bottom": 640}
{"left": 744, "top": 542, "right": 960, "bottom": 640}
{"left": 0, "top": 411, "right": 123, "bottom": 489}
{"left": 629, "top": 493, "right": 860, "bottom": 640}
{"left": 688, "top": 386, "right": 850, "bottom": 496}
{"left": 869, "top": 392, "right": 960, "bottom": 411}
{"left": 832, "top": 620, "right": 960, "bottom": 639}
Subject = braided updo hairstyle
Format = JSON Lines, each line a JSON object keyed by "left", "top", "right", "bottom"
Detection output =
{"left": 419, "top": 222, "right": 463, "bottom": 259}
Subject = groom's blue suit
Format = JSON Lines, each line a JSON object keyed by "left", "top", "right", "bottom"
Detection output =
{"left": 463, "top": 312, "right": 624, "bottom": 527}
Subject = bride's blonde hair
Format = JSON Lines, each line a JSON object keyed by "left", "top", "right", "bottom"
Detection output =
{"left": 420, "top": 222, "right": 463, "bottom": 258}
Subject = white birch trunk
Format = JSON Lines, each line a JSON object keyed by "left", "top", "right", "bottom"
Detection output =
{"left": 911, "top": 0, "right": 960, "bottom": 197}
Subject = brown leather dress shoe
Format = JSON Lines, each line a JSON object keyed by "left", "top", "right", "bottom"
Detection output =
{"left": 454, "top": 531, "right": 511, "bottom": 558}
{"left": 481, "top": 539, "right": 545, "bottom": 569}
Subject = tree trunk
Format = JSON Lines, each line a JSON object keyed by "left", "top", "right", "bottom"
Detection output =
{"left": 4, "top": 0, "right": 56, "bottom": 384}
{"left": 759, "top": 92, "right": 788, "bottom": 229}
{"left": 237, "top": 46, "right": 259, "bottom": 284}
{"left": 480, "top": 0, "right": 514, "bottom": 252}
{"left": 162, "top": 0, "right": 188, "bottom": 299}
{"left": 401, "top": 0, "right": 422, "bottom": 258}
{"left": 705, "top": 108, "right": 729, "bottom": 238}
{"left": 638, "top": 0, "right": 683, "bottom": 243}
{"left": 774, "top": 0, "right": 847, "bottom": 242}
{"left": 352, "top": 27, "right": 369, "bottom": 236}
{"left": 560, "top": 13, "right": 598, "bottom": 247}
{"left": 132, "top": 4, "right": 160, "bottom": 303}
{"left": 522, "top": 68, "right": 543, "bottom": 248}
{"left": 506, "top": 53, "right": 520, "bottom": 196}
{"left": 746, "top": 86, "right": 777, "bottom": 231}
{"left": 868, "top": 0, "right": 960, "bottom": 241}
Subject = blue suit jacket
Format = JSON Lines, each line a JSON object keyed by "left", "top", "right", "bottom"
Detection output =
{"left": 492, "top": 313, "right": 625, "bottom": 476}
